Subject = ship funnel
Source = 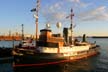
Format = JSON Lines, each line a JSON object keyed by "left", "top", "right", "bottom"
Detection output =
{"left": 82, "top": 34, "right": 86, "bottom": 42}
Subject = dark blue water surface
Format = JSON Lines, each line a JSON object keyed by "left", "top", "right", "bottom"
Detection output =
{"left": 0, "top": 38, "right": 108, "bottom": 72}
{"left": 0, "top": 63, "right": 13, "bottom": 72}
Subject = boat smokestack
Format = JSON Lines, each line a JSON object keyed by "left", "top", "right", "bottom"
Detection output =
{"left": 82, "top": 34, "right": 86, "bottom": 42}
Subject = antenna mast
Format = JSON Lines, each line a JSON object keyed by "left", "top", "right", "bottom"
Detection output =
{"left": 66, "top": 8, "right": 74, "bottom": 45}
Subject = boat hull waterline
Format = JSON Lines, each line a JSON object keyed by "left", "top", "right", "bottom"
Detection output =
{"left": 13, "top": 47, "right": 100, "bottom": 67}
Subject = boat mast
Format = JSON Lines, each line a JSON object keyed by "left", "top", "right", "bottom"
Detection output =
{"left": 70, "top": 8, "right": 74, "bottom": 45}
{"left": 31, "top": 0, "right": 40, "bottom": 48}
{"left": 21, "top": 24, "right": 24, "bottom": 41}
{"left": 66, "top": 8, "right": 74, "bottom": 45}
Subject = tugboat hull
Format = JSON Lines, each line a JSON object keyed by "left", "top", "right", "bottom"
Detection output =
{"left": 13, "top": 47, "right": 100, "bottom": 68}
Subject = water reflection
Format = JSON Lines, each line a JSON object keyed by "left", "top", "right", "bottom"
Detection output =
{"left": 60, "top": 59, "right": 93, "bottom": 72}
{"left": 13, "top": 57, "right": 98, "bottom": 72}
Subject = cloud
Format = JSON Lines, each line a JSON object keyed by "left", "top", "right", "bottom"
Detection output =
{"left": 42, "top": 0, "right": 92, "bottom": 24}
{"left": 78, "top": 6, "right": 108, "bottom": 21}
{"left": 43, "top": 11, "right": 66, "bottom": 24}
{"left": 42, "top": 0, "right": 108, "bottom": 24}
{"left": 68, "top": 0, "right": 80, "bottom": 3}
{"left": 66, "top": 0, "right": 92, "bottom": 8}
{"left": 48, "top": 2, "right": 62, "bottom": 12}
{"left": 42, "top": 2, "right": 67, "bottom": 24}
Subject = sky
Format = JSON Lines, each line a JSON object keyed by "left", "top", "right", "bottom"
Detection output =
{"left": 0, "top": 0, "right": 108, "bottom": 36}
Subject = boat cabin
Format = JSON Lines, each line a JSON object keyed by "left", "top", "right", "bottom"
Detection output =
{"left": 37, "top": 29, "right": 64, "bottom": 48}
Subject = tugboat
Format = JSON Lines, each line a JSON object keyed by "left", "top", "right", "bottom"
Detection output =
{"left": 13, "top": 0, "right": 100, "bottom": 67}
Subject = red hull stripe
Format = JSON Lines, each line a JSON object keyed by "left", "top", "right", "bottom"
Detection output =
{"left": 13, "top": 59, "right": 71, "bottom": 67}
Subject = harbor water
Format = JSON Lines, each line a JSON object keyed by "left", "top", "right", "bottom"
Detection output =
{"left": 0, "top": 38, "right": 108, "bottom": 72}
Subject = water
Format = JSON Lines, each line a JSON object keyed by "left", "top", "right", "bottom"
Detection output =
{"left": 0, "top": 63, "right": 13, "bottom": 72}
{"left": 0, "top": 40, "right": 20, "bottom": 48}
{"left": 0, "top": 38, "right": 108, "bottom": 72}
